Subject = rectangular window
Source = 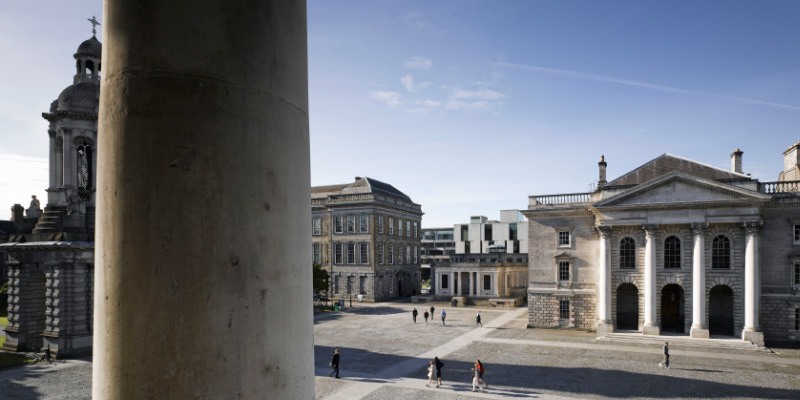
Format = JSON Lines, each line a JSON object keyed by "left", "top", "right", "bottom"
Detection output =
{"left": 413, "top": 222, "right": 418, "bottom": 238}
{"left": 388, "top": 245, "right": 394, "bottom": 264}
{"left": 795, "top": 225, "right": 800, "bottom": 244}
{"left": 378, "top": 215, "right": 384, "bottom": 233}
{"left": 347, "top": 243, "right": 355, "bottom": 264}
{"left": 559, "top": 261, "right": 570, "bottom": 281}
{"left": 334, "top": 244, "right": 343, "bottom": 264}
{"left": 360, "top": 215, "right": 369, "bottom": 233}
{"left": 465, "top": 241, "right": 471, "bottom": 254}
{"left": 406, "top": 245, "right": 411, "bottom": 264}
{"left": 334, "top": 276, "right": 339, "bottom": 294}
{"left": 413, "top": 245, "right": 418, "bottom": 264}
{"left": 795, "top": 263, "right": 800, "bottom": 286}
{"left": 359, "top": 276, "right": 365, "bottom": 294}
{"left": 312, "top": 218, "right": 321, "bottom": 236}
{"left": 513, "top": 240, "right": 520, "bottom": 253}
{"left": 406, "top": 221, "right": 411, "bottom": 237}
{"left": 558, "top": 230, "right": 571, "bottom": 247}
{"left": 441, "top": 274, "right": 449, "bottom": 289}
{"left": 559, "top": 300, "right": 570, "bottom": 319}
{"left": 509, "top": 223, "right": 518, "bottom": 240}
{"left": 485, "top": 225, "right": 493, "bottom": 241}
{"left": 461, "top": 225, "right": 469, "bottom": 241}
{"left": 334, "top": 216, "right": 343, "bottom": 234}
{"left": 483, "top": 275, "right": 491, "bottom": 291}
{"left": 796, "top": 308, "right": 800, "bottom": 331}
{"left": 389, "top": 218, "right": 395, "bottom": 235}
{"left": 360, "top": 243, "right": 369, "bottom": 264}
{"left": 313, "top": 243, "right": 320, "bottom": 264}
{"left": 399, "top": 219, "right": 404, "bottom": 236}
{"left": 378, "top": 243, "right": 384, "bottom": 264}
{"left": 347, "top": 216, "right": 356, "bottom": 233}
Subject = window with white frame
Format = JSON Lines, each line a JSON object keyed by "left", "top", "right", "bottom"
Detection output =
{"left": 619, "top": 237, "right": 635, "bottom": 269}
{"left": 334, "top": 243, "right": 343, "bottom": 264}
{"left": 441, "top": 274, "right": 449, "bottom": 289}
{"left": 559, "top": 261, "right": 570, "bottom": 281}
{"left": 389, "top": 217, "right": 395, "bottom": 235}
{"left": 483, "top": 274, "right": 491, "bottom": 291}
{"left": 347, "top": 216, "right": 356, "bottom": 233}
{"left": 413, "top": 222, "right": 418, "bottom": 238}
{"left": 360, "top": 243, "right": 369, "bottom": 264}
{"left": 664, "top": 236, "right": 681, "bottom": 269}
{"left": 312, "top": 218, "right": 321, "bottom": 236}
{"left": 712, "top": 235, "right": 731, "bottom": 269}
{"left": 360, "top": 215, "right": 369, "bottom": 233}
{"left": 557, "top": 230, "right": 571, "bottom": 248}
{"left": 347, "top": 243, "right": 355, "bottom": 264}
{"left": 378, "top": 215, "right": 384, "bottom": 233}
{"left": 795, "top": 307, "right": 800, "bottom": 331}
{"left": 559, "top": 300, "right": 570, "bottom": 319}
{"left": 334, "top": 216, "right": 343, "bottom": 234}
{"left": 388, "top": 245, "right": 394, "bottom": 264}
{"left": 313, "top": 243, "right": 320, "bottom": 264}
{"left": 406, "top": 221, "right": 411, "bottom": 237}
{"left": 378, "top": 243, "right": 384, "bottom": 264}
{"left": 795, "top": 224, "right": 800, "bottom": 244}
{"left": 794, "top": 262, "right": 800, "bottom": 286}
{"left": 399, "top": 219, "right": 404, "bottom": 236}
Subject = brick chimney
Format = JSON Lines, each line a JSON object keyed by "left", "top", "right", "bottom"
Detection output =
{"left": 598, "top": 155, "right": 607, "bottom": 188}
{"left": 730, "top": 149, "right": 743, "bottom": 174}
{"left": 10, "top": 204, "right": 24, "bottom": 224}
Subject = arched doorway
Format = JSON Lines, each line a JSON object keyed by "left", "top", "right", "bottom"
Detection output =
{"left": 709, "top": 285, "right": 734, "bottom": 336}
{"left": 616, "top": 283, "right": 639, "bottom": 330}
{"left": 660, "top": 284, "right": 685, "bottom": 333}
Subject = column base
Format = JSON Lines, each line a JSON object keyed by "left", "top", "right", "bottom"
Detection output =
{"left": 642, "top": 324, "right": 660, "bottom": 336}
{"left": 742, "top": 330, "right": 764, "bottom": 346}
{"left": 690, "top": 327, "right": 709, "bottom": 339}
{"left": 596, "top": 321, "right": 614, "bottom": 334}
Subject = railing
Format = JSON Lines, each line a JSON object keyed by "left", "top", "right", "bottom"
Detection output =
{"left": 529, "top": 192, "right": 592, "bottom": 208}
{"left": 760, "top": 180, "right": 800, "bottom": 194}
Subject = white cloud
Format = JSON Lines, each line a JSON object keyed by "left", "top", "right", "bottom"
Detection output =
{"left": 404, "top": 56, "right": 432, "bottom": 70}
{"left": 446, "top": 100, "right": 493, "bottom": 111}
{"left": 369, "top": 91, "right": 404, "bottom": 108}
{"left": 452, "top": 88, "right": 505, "bottom": 100}
{"left": 401, "top": 74, "right": 416, "bottom": 93}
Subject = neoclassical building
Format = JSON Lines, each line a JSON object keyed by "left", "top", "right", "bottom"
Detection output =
{"left": 1, "top": 32, "right": 101, "bottom": 357}
{"left": 524, "top": 144, "right": 800, "bottom": 345}
{"left": 311, "top": 177, "right": 423, "bottom": 301}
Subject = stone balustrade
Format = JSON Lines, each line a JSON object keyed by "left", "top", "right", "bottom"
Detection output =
{"left": 759, "top": 180, "right": 800, "bottom": 194}
{"left": 529, "top": 192, "right": 592, "bottom": 208}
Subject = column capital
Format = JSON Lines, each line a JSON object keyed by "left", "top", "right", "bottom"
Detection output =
{"left": 642, "top": 224, "right": 658, "bottom": 236}
{"left": 691, "top": 222, "right": 709, "bottom": 235}
{"left": 742, "top": 220, "right": 764, "bottom": 235}
{"left": 596, "top": 225, "right": 613, "bottom": 238}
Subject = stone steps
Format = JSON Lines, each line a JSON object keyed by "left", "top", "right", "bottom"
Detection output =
{"left": 596, "top": 332, "right": 771, "bottom": 353}
{"left": 32, "top": 208, "right": 67, "bottom": 234}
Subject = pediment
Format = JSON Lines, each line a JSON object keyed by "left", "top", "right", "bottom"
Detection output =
{"left": 594, "top": 172, "right": 770, "bottom": 208}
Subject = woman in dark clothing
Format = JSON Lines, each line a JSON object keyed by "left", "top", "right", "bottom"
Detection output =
{"left": 434, "top": 356, "right": 444, "bottom": 387}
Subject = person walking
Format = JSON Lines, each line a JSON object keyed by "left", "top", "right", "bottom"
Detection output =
{"left": 412, "top": 308, "right": 418, "bottom": 323}
{"left": 471, "top": 362, "right": 485, "bottom": 392}
{"left": 430, "top": 305, "right": 435, "bottom": 318}
{"left": 477, "top": 359, "right": 488, "bottom": 388}
{"left": 440, "top": 309, "right": 447, "bottom": 325}
{"left": 659, "top": 342, "right": 670, "bottom": 369}
{"left": 329, "top": 349, "right": 340, "bottom": 378}
{"left": 423, "top": 310, "right": 429, "bottom": 324}
{"left": 426, "top": 360, "right": 438, "bottom": 387}
{"left": 434, "top": 356, "right": 444, "bottom": 387}
{"left": 476, "top": 311, "right": 482, "bottom": 327}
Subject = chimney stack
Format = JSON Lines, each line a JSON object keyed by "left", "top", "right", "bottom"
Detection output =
{"left": 10, "top": 204, "right": 24, "bottom": 224}
{"left": 731, "top": 149, "right": 743, "bottom": 174}
{"left": 598, "top": 155, "right": 607, "bottom": 188}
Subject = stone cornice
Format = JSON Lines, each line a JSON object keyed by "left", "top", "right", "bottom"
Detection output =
{"left": 42, "top": 111, "right": 98, "bottom": 122}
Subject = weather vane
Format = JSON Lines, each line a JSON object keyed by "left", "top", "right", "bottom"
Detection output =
{"left": 88, "top": 16, "right": 100, "bottom": 37}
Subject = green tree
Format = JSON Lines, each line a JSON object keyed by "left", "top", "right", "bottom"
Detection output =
{"left": 312, "top": 263, "right": 329, "bottom": 296}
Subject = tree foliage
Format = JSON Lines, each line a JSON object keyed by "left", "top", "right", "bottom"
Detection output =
{"left": 312, "top": 263, "right": 329, "bottom": 295}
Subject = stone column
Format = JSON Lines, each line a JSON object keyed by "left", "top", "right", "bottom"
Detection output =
{"left": 596, "top": 226, "right": 613, "bottom": 333}
{"left": 691, "top": 223, "right": 709, "bottom": 338}
{"left": 451, "top": 272, "right": 456, "bottom": 295}
{"left": 62, "top": 129, "right": 73, "bottom": 187}
{"left": 642, "top": 224, "right": 660, "bottom": 335}
{"left": 94, "top": 1, "right": 313, "bottom": 399}
{"left": 468, "top": 271, "right": 473, "bottom": 296}
{"left": 742, "top": 221, "right": 764, "bottom": 345}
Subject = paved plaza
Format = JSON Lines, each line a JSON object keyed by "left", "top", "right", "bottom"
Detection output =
{"left": 1, "top": 301, "right": 800, "bottom": 399}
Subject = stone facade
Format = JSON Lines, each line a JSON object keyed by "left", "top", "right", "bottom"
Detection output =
{"left": 525, "top": 146, "right": 800, "bottom": 345}
{"left": 312, "top": 177, "right": 423, "bottom": 301}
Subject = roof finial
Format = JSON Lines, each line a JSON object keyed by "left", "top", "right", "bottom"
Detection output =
{"left": 88, "top": 16, "right": 100, "bottom": 37}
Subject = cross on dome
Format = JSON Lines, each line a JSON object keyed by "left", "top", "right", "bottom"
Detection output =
{"left": 88, "top": 16, "right": 100, "bottom": 37}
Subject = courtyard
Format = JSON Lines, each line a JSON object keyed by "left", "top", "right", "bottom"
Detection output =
{"left": 1, "top": 301, "right": 799, "bottom": 399}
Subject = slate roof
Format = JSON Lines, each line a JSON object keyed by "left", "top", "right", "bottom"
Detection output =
{"left": 75, "top": 36, "right": 102, "bottom": 58}
{"left": 606, "top": 154, "right": 752, "bottom": 187}
{"left": 0, "top": 221, "right": 19, "bottom": 236}
{"left": 311, "top": 177, "right": 413, "bottom": 202}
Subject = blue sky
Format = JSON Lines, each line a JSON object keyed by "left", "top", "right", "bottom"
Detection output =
{"left": 1, "top": 1, "right": 799, "bottom": 226}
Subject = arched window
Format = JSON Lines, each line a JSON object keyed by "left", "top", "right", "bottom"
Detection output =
{"left": 664, "top": 236, "right": 681, "bottom": 269}
{"left": 619, "top": 237, "right": 635, "bottom": 269}
{"left": 712, "top": 235, "right": 731, "bottom": 269}
{"left": 77, "top": 141, "right": 93, "bottom": 190}
{"left": 85, "top": 60, "right": 95, "bottom": 75}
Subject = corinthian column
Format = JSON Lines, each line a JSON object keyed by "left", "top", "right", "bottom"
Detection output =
{"left": 94, "top": 1, "right": 313, "bottom": 398}
{"left": 690, "top": 223, "right": 709, "bottom": 338}
{"left": 596, "top": 226, "right": 613, "bottom": 333}
{"left": 642, "top": 224, "right": 660, "bottom": 335}
{"left": 742, "top": 221, "right": 764, "bottom": 345}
